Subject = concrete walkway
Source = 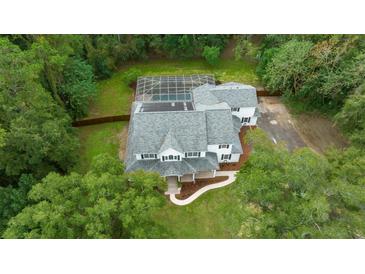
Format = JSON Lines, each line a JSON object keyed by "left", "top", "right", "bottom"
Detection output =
{"left": 165, "top": 176, "right": 180, "bottom": 195}
{"left": 169, "top": 171, "right": 238, "bottom": 206}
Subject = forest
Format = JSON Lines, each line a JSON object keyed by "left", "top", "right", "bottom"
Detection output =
{"left": 0, "top": 34, "right": 364, "bottom": 238}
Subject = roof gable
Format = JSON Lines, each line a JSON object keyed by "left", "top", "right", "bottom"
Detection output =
{"left": 158, "top": 130, "right": 183, "bottom": 154}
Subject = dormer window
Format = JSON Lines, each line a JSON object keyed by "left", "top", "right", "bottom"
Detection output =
{"left": 185, "top": 152, "right": 201, "bottom": 158}
{"left": 231, "top": 107, "right": 240, "bottom": 112}
{"left": 141, "top": 153, "right": 157, "bottom": 160}
{"left": 218, "top": 144, "right": 229, "bottom": 149}
{"left": 162, "top": 155, "right": 180, "bottom": 161}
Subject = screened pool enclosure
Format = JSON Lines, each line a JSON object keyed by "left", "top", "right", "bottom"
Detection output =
{"left": 135, "top": 75, "right": 215, "bottom": 102}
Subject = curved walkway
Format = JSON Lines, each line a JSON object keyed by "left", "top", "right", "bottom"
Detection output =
{"left": 169, "top": 171, "right": 238, "bottom": 206}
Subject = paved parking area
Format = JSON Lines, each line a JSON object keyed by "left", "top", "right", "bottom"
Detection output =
{"left": 257, "top": 97, "right": 307, "bottom": 151}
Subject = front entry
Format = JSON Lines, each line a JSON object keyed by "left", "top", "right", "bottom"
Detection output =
{"left": 164, "top": 176, "right": 180, "bottom": 195}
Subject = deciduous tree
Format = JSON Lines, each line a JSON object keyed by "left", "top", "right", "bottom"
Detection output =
{"left": 237, "top": 129, "right": 365, "bottom": 239}
{"left": 3, "top": 154, "right": 168, "bottom": 239}
{"left": 0, "top": 37, "right": 79, "bottom": 179}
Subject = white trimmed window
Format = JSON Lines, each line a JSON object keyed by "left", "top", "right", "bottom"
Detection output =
{"left": 242, "top": 117, "right": 251, "bottom": 123}
{"left": 231, "top": 107, "right": 240, "bottom": 112}
{"left": 218, "top": 144, "right": 229, "bottom": 149}
{"left": 221, "top": 154, "right": 232, "bottom": 160}
{"left": 184, "top": 152, "right": 201, "bottom": 158}
{"left": 162, "top": 155, "right": 180, "bottom": 161}
{"left": 141, "top": 153, "right": 157, "bottom": 160}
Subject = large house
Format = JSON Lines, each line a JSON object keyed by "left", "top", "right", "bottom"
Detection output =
{"left": 125, "top": 75, "right": 259, "bottom": 193}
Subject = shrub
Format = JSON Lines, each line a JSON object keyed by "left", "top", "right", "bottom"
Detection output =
{"left": 122, "top": 68, "right": 142, "bottom": 85}
{"left": 202, "top": 46, "right": 220, "bottom": 66}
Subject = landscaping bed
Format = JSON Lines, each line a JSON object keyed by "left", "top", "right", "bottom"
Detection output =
{"left": 175, "top": 176, "right": 229, "bottom": 200}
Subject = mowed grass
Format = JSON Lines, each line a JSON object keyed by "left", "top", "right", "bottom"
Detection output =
{"left": 87, "top": 74, "right": 134, "bottom": 118}
{"left": 155, "top": 182, "right": 245, "bottom": 238}
{"left": 74, "top": 121, "right": 127, "bottom": 174}
{"left": 85, "top": 59, "right": 259, "bottom": 118}
{"left": 130, "top": 59, "right": 259, "bottom": 85}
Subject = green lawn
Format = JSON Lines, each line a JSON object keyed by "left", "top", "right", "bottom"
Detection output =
{"left": 154, "top": 183, "right": 245, "bottom": 238}
{"left": 129, "top": 59, "right": 259, "bottom": 85}
{"left": 74, "top": 121, "right": 127, "bottom": 174}
{"left": 88, "top": 74, "right": 134, "bottom": 118}
{"left": 75, "top": 58, "right": 257, "bottom": 237}
{"left": 85, "top": 59, "right": 259, "bottom": 118}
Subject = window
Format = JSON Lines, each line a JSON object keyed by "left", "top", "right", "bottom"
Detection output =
{"left": 231, "top": 107, "right": 240, "bottom": 112}
{"left": 219, "top": 144, "right": 229, "bottom": 149}
{"left": 141, "top": 153, "right": 157, "bottom": 159}
{"left": 162, "top": 155, "right": 180, "bottom": 162}
{"left": 242, "top": 117, "right": 251, "bottom": 123}
{"left": 185, "top": 152, "right": 201, "bottom": 158}
{"left": 221, "top": 154, "right": 232, "bottom": 160}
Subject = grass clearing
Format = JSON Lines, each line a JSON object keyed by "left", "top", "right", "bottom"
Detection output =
{"left": 154, "top": 183, "right": 245, "bottom": 238}
{"left": 88, "top": 74, "right": 134, "bottom": 118}
{"left": 130, "top": 59, "right": 259, "bottom": 85}
{"left": 85, "top": 59, "right": 259, "bottom": 119}
{"left": 74, "top": 121, "right": 127, "bottom": 174}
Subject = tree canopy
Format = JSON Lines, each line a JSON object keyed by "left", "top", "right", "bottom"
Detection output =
{"left": 236, "top": 129, "right": 365, "bottom": 239}
{"left": 258, "top": 35, "right": 365, "bottom": 111}
{"left": 3, "top": 154, "right": 168, "bottom": 239}
{"left": 0, "top": 37, "right": 79, "bottom": 179}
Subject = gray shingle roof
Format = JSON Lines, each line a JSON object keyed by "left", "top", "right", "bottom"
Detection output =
{"left": 125, "top": 80, "right": 258, "bottom": 177}
{"left": 205, "top": 109, "right": 237, "bottom": 145}
{"left": 232, "top": 115, "right": 242, "bottom": 133}
{"left": 192, "top": 84, "right": 220, "bottom": 105}
{"left": 158, "top": 130, "right": 183, "bottom": 154}
{"left": 125, "top": 105, "right": 239, "bottom": 176}
{"left": 192, "top": 83, "right": 258, "bottom": 108}
{"left": 232, "top": 134, "right": 243, "bottom": 154}
{"left": 130, "top": 108, "right": 208, "bottom": 154}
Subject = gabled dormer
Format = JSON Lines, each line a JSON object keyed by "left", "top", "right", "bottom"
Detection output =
{"left": 158, "top": 130, "right": 183, "bottom": 162}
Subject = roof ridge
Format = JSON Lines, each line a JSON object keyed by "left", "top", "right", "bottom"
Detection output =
{"left": 158, "top": 129, "right": 183, "bottom": 154}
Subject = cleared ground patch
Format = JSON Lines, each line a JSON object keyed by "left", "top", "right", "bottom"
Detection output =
{"left": 258, "top": 97, "right": 348, "bottom": 153}
{"left": 293, "top": 113, "right": 349, "bottom": 154}
{"left": 258, "top": 97, "right": 307, "bottom": 151}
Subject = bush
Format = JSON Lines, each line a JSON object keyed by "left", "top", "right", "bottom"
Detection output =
{"left": 122, "top": 68, "right": 142, "bottom": 85}
{"left": 202, "top": 46, "right": 220, "bottom": 66}
{"left": 234, "top": 37, "right": 258, "bottom": 60}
